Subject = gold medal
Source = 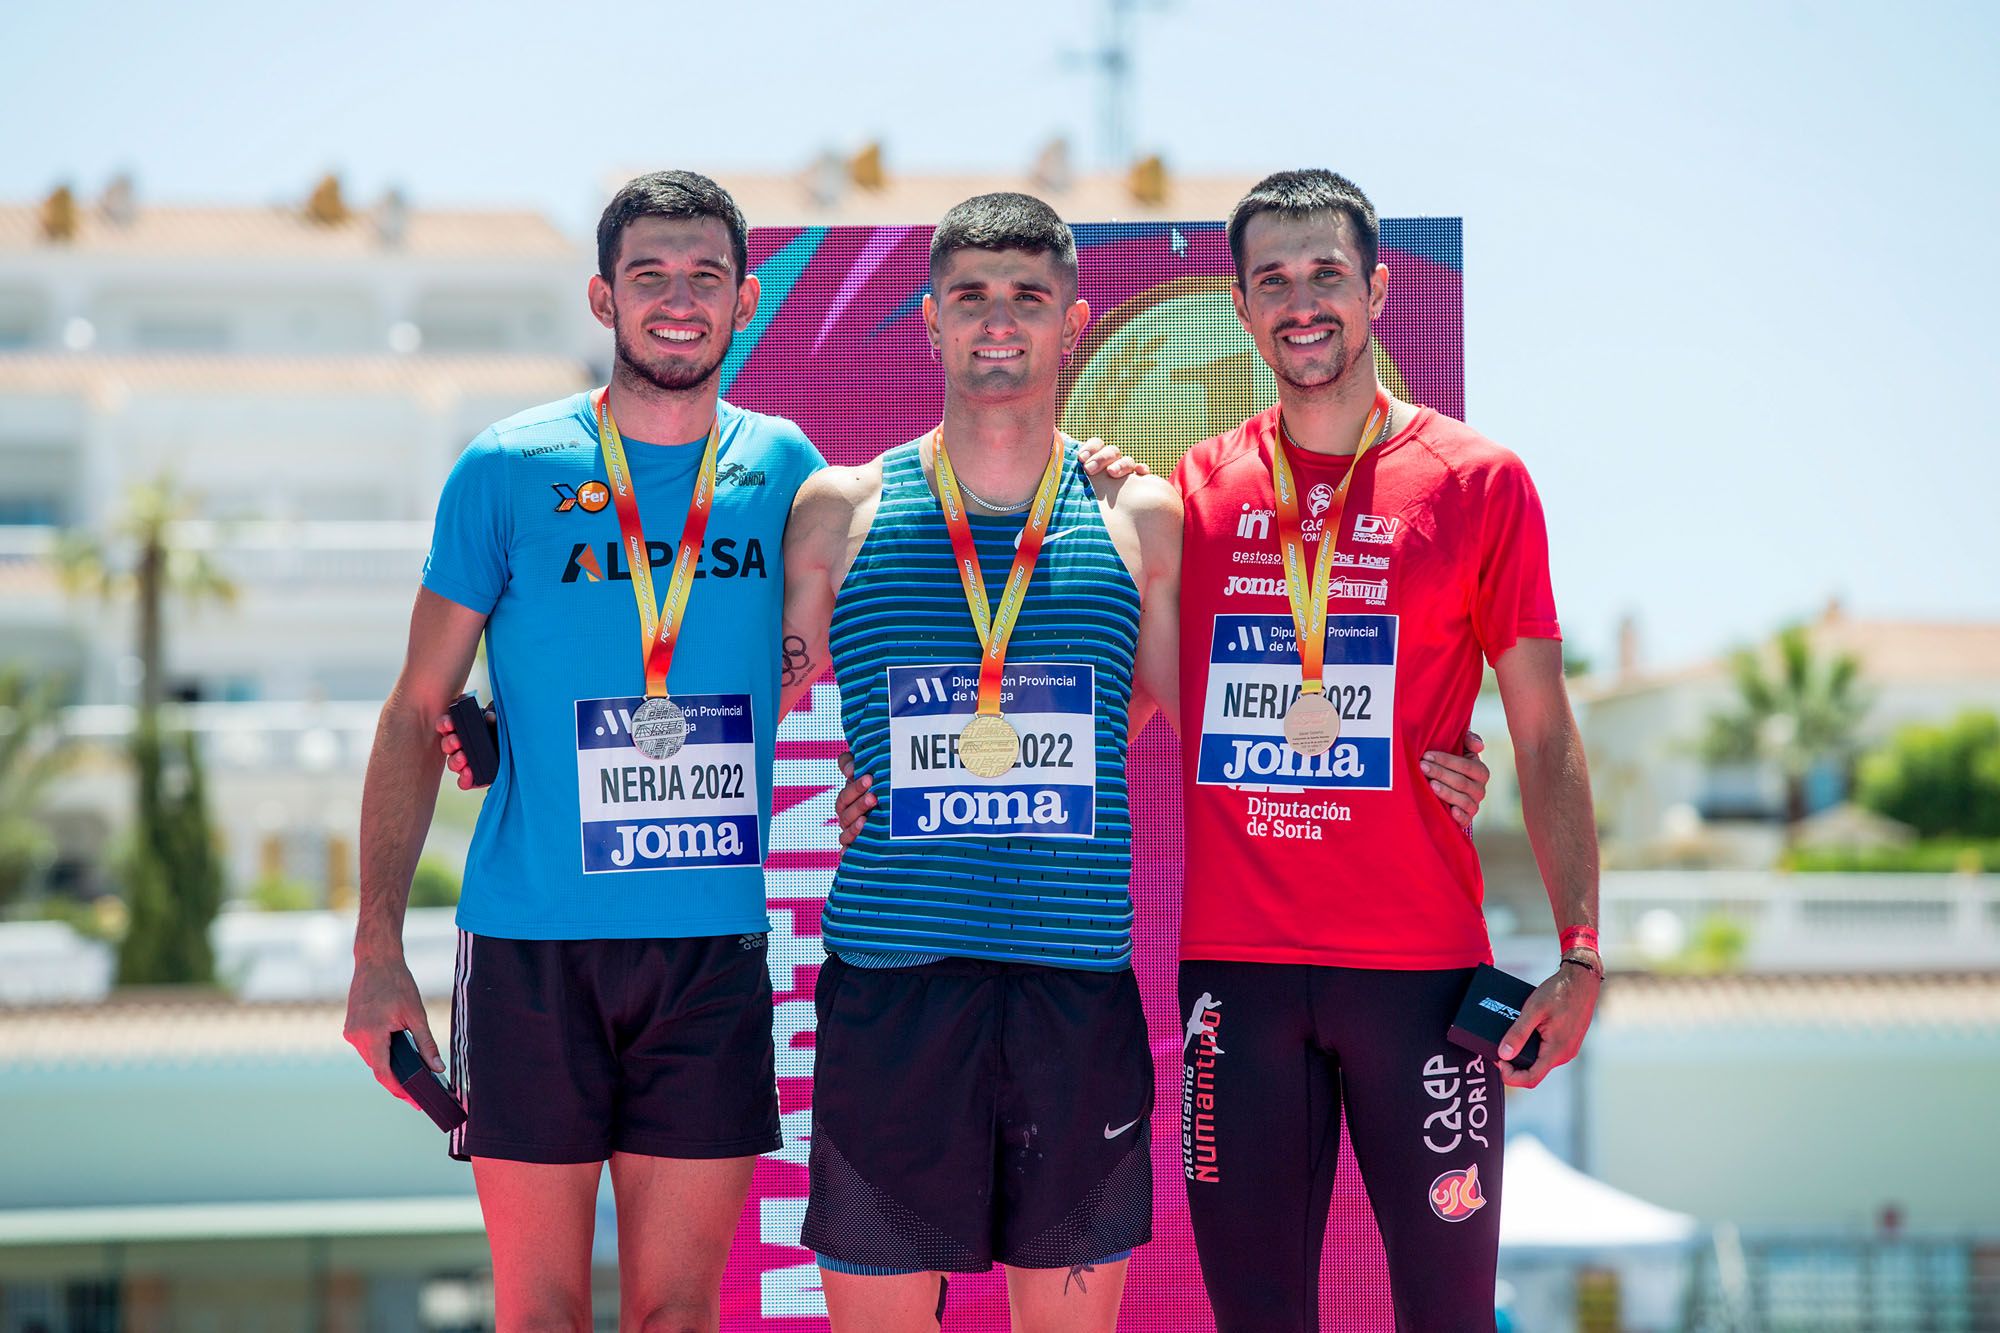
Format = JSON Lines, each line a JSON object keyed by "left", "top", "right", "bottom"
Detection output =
{"left": 957, "top": 712, "right": 1021, "bottom": 779}
{"left": 930, "top": 427, "right": 1065, "bottom": 786}
{"left": 1281, "top": 690, "right": 1340, "bottom": 757}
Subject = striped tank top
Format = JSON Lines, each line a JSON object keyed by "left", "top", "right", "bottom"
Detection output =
{"left": 824, "top": 437, "right": 1142, "bottom": 971}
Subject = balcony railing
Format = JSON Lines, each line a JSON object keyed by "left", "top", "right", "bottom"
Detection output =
{"left": 1595, "top": 870, "right": 2000, "bottom": 971}
{"left": 0, "top": 521, "right": 432, "bottom": 591}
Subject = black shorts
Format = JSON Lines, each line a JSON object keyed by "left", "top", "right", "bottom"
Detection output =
{"left": 801, "top": 955, "right": 1153, "bottom": 1274}
{"left": 448, "top": 931, "right": 782, "bottom": 1164}
{"left": 1179, "top": 960, "right": 1504, "bottom": 1332}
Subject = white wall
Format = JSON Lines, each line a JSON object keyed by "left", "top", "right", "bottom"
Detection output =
{"left": 1586, "top": 1026, "right": 2000, "bottom": 1231}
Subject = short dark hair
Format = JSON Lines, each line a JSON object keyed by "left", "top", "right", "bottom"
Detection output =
{"left": 929, "top": 192, "right": 1079, "bottom": 296}
{"left": 596, "top": 170, "right": 749, "bottom": 284}
{"left": 1227, "top": 169, "right": 1379, "bottom": 288}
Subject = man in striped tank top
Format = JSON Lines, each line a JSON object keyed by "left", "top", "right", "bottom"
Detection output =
{"left": 781, "top": 194, "right": 1184, "bottom": 1331}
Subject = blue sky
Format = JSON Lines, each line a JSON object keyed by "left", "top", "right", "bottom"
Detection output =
{"left": 5, "top": 0, "right": 1996, "bottom": 671}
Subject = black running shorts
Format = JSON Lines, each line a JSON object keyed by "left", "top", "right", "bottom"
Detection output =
{"left": 801, "top": 954, "right": 1154, "bottom": 1274}
{"left": 447, "top": 931, "right": 782, "bottom": 1164}
{"left": 1179, "top": 960, "right": 1504, "bottom": 1332}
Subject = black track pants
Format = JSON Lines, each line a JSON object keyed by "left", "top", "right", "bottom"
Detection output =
{"left": 1179, "top": 960, "right": 1504, "bottom": 1332}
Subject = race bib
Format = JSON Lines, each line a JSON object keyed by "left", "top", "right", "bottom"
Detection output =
{"left": 886, "top": 662, "right": 1097, "bottom": 839}
{"left": 1196, "top": 613, "right": 1398, "bottom": 791}
{"left": 575, "top": 693, "right": 761, "bottom": 872}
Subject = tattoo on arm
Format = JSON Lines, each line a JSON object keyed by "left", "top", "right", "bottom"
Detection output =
{"left": 1064, "top": 1263, "right": 1094, "bottom": 1296}
{"left": 781, "top": 635, "right": 814, "bottom": 687}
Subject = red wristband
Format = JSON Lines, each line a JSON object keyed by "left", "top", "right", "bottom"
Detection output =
{"left": 1560, "top": 925, "right": 1599, "bottom": 955}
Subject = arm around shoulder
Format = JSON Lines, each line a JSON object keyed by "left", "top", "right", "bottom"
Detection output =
{"left": 778, "top": 466, "right": 874, "bottom": 714}
{"left": 1115, "top": 473, "right": 1183, "bottom": 735}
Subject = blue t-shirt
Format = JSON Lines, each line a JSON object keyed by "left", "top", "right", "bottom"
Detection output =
{"left": 423, "top": 391, "right": 825, "bottom": 939}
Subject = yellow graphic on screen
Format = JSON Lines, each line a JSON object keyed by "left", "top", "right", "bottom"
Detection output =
{"left": 1061, "top": 275, "right": 1412, "bottom": 476}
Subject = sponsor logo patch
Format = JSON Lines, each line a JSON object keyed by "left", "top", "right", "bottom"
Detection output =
{"left": 1224, "top": 573, "right": 1285, "bottom": 599}
{"left": 1326, "top": 576, "right": 1389, "bottom": 605}
{"left": 1235, "top": 504, "right": 1274, "bottom": 541}
{"left": 1352, "top": 513, "right": 1401, "bottom": 545}
{"left": 716, "top": 462, "right": 767, "bottom": 487}
{"left": 1421, "top": 1052, "right": 1492, "bottom": 1155}
{"left": 552, "top": 480, "right": 611, "bottom": 513}
{"left": 561, "top": 538, "right": 766, "bottom": 584}
{"left": 1430, "top": 1164, "right": 1487, "bottom": 1222}
{"left": 1182, "top": 991, "right": 1225, "bottom": 1183}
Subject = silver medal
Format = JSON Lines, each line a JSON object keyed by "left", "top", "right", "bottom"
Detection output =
{"left": 630, "top": 696, "right": 688, "bottom": 760}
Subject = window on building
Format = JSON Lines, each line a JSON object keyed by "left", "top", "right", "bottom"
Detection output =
{"left": 0, "top": 494, "right": 65, "bottom": 525}
{"left": 0, "top": 288, "right": 48, "bottom": 348}
{"left": 132, "top": 313, "right": 231, "bottom": 351}
{"left": 0, "top": 445, "right": 75, "bottom": 525}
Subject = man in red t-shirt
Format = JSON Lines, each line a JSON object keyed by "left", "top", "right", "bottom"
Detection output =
{"left": 1171, "top": 169, "right": 1602, "bottom": 1331}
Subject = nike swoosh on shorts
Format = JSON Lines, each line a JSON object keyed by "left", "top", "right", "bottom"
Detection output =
{"left": 1103, "top": 1117, "right": 1141, "bottom": 1139}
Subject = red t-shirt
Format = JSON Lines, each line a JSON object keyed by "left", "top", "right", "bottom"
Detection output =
{"left": 1171, "top": 404, "right": 1561, "bottom": 969}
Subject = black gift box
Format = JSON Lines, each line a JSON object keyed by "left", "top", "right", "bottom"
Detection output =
{"left": 388, "top": 1029, "right": 467, "bottom": 1132}
{"left": 1446, "top": 963, "right": 1542, "bottom": 1068}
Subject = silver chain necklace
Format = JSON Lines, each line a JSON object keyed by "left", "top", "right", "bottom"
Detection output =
{"left": 954, "top": 473, "right": 1037, "bottom": 515}
{"left": 1279, "top": 398, "right": 1397, "bottom": 453}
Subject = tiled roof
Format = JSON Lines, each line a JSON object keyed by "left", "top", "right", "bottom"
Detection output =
{"left": 1582, "top": 611, "right": 2000, "bottom": 699}
{"left": 1599, "top": 971, "right": 2000, "bottom": 1033}
{"left": 0, "top": 997, "right": 450, "bottom": 1068}
{"left": 0, "top": 353, "right": 591, "bottom": 401}
{"left": 1809, "top": 615, "right": 2000, "bottom": 686}
{"left": 0, "top": 203, "right": 575, "bottom": 259}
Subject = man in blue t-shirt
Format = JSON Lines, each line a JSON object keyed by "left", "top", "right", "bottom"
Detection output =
{"left": 343, "top": 171, "right": 823, "bottom": 1331}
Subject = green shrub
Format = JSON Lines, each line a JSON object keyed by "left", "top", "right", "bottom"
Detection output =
{"left": 1786, "top": 839, "right": 2000, "bottom": 874}
{"left": 408, "top": 857, "right": 462, "bottom": 909}
{"left": 1857, "top": 711, "right": 2000, "bottom": 839}
{"left": 247, "top": 875, "right": 316, "bottom": 911}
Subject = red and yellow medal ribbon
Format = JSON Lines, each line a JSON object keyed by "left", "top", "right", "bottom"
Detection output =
{"left": 932, "top": 427, "right": 1067, "bottom": 718}
{"left": 1270, "top": 389, "right": 1391, "bottom": 698}
{"left": 595, "top": 388, "right": 721, "bottom": 699}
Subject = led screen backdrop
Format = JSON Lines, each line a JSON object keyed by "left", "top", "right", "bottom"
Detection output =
{"left": 719, "top": 218, "right": 1464, "bottom": 1330}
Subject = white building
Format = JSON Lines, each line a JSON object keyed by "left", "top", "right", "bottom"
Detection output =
{"left": 1576, "top": 605, "right": 2000, "bottom": 860}
{"left": 0, "top": 180, "right": 595, "bottom": 896}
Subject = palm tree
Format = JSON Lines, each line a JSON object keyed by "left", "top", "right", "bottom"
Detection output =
{"left": 1701, "top": 624, "right": 1870, "bottom": 828}
{"left": 55, "top": 477, "right": 235, "bottom": 725}
{"left": 56, "top": 477, "right": 235, "bottom": 983}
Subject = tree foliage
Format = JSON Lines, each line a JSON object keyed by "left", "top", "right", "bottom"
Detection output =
{"left": 1856, "top": 710, "right": 2000, "bottom": 840}
{"left": 115, "top": 722, "right": 224, "bottom": 984}
{"left": 0, "top": 667, "right": 71, "bottom": 908}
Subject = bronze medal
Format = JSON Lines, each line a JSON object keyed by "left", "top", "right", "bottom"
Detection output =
{"left": 1270, "top": 392, "right": 1391, "bottom": 759}
{"left": 1282, "top": 690, "right": 1340, "bottom": 757}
